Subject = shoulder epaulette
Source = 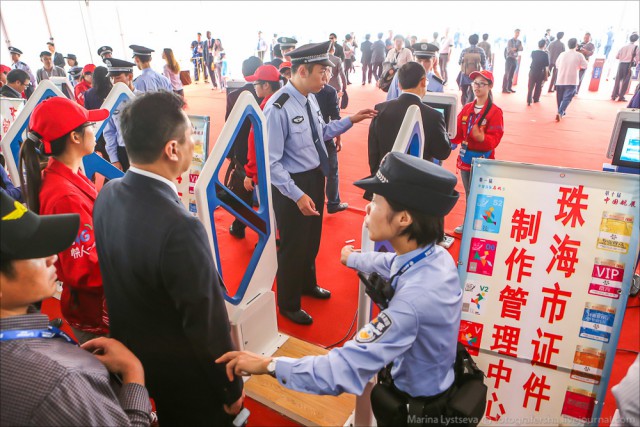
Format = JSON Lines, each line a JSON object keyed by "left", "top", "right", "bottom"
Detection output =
{"left": 273, "top": 93, "right": 290, "bottom": 109}
{"left": 431, "top": 75, "right": 444, "bottom": 85}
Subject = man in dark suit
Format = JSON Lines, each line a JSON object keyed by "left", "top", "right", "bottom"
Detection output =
{"left": 329, "top": 33, "right": 345, "bottom": 60}
{"left": 360, "top": 34, "right": 373, "bottom": 85}
{"left": 367, "top": 62, "right": 451, "bottom": 198}
{"left": 225, "top": 56, "right": 263, "bottom": 238}
{"left": 93, "top": 91, "right": 244, "bottom": 426}
{"left": 47, "top": 41, "right": 65, "bottom": 68}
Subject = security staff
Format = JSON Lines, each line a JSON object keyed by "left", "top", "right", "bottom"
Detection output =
{"left": 217, "top": 153, "right": 463, "bottom": 427}
{"left": 97, "top": 46, "right": 113, "bottom": 60}
{"left": 262, "top": 41, "right": 376, "bottom": 325}
{"left": 103, "top": 58, "right": 141, "bottom": 171}
{"left": 9, "top": 47, "right": 36, "bottom": 98}
{"left": 387, "top": 42, "right": 443, "bottom": 100}
{"left": 270, "top": 43, "right": 284, "bottom": 69}
{"left": 278, "top": 36, "right": 298, "bottom": 61}
{"left": 129, "top": 45, "right": 173, "bottom": 93}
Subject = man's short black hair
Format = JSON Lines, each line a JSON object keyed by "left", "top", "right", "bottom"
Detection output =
{"left": 568, "top": 38, "right": 578, "bottom": 49}
{"left": 469, "top": 34, "right": 479, "bottom": 45}
{"left": 120, "top": 91, "right": 187, "bottom": 164}
{"left": 0, "top": 258, "right": 16, "bottom": 279}
{"left": 291, "top": 63, "right": 315, "bottom": 75}
{"left": 482, "top": 33, "right": 489, "bottom": 40}
{"left": 365, "top": 34, "right": 371, "bottom": 40}
{"left": 538, "top": 39, "right": 546, "bottom": 48}
{"left": 386, "top": 198, "right": 444, "bottom": 246}
{"left": 557, "top": 32, "right": 565, "bottom": 40}
{"left": 329, "top": 33, "right": 337, "bottom": 38}
{"left": 242, "top": 56, "right": 263, "bottom": 77}
{"left": 136, "top": 54, "right": 152, "bottom": 63}
{"left": 377, "top": 32, "right": 383, "bottom": 39}
{"left": 398, "top": 62, "right": 425, "bottom": 91}
{"left": 630, "top": 33, "right": 639, "bottom": 43}
{"left": 7, "top": 69, "right": 29, "bottom": 84}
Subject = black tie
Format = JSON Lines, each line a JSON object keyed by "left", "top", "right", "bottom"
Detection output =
{"left": 305, "top": 100, "right": 330, "bottom": 176}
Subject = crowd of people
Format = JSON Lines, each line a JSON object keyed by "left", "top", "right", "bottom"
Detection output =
{"left": 1, "top": 25, "right": 639, "bottom": 427}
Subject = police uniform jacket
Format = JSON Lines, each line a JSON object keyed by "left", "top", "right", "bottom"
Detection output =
{"left": 368, "top": 92, "right": 451, "bottom": 175}
{"left": 265, "top": 82, "right": 353, "bottom": 202}
{"left": 274, "top": 246, "right": 462, "bottom": 397}
{"left": 93, "top": 170, "right": 243, "bottom": 424}
{"left": 451, "top": 100, "right": 504, "bottom": 171}
{"left": 133, "top": 68, "right": 173, "bottom": 93}
{"left": 39, "top": 158, "right": 108, "bottom": 335}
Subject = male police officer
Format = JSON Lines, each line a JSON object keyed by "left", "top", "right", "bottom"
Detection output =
{"left": 9, "top": 47, "right": 36, "bottom": 98}
{"left": 217, "top": 152, "right": 463, "bottom": 427}
{"left": 387, "top": 42, "right": 443, "bottom": 100}
{"left": 129, "top": 45, "right": 172, "bottom": 93}
{"left": 103, "top": 58, "right": 141, "bottom": 171}
{"left": 278, "top": 36, "right": 298, "bottom": 62}
{"left": 97, "top": 46, "right": 113, "bottom": 60}
{"left": 262, "top": 41, "right": 376, "bottom": 325}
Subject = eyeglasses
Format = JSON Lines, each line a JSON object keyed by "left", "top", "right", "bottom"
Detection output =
{"left": 252, "top": 81, "right": 265, "bottom": 87}
{"left": 319, "top": 68, "right": 333, "bottom": 76}
{"left": 472, "top": 81, "right": 490, "bottom": 88}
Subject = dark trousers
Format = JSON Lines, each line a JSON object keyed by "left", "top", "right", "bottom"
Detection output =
{"left": 503, "top": 57, "right": 517, "bottom": 91}
{"left": 372, "top": 62, "right": 383, "bottom": 81}
{"left": 439, "top": 53, "right": 449, "bottom": 83}
{"left": 548, "top": 64, "right": 559, "bottom": 92}
{"left": 460, "top": 83, "right": 474, "bottom": 105}
{"left": 192, "top": 55, "right": 208, "bottom": 81}
{"left": 344, "top": 59, "right": 353, "bottom": 83}
{"left": 612, "top": 63, "right": 632, "bottom": 100}
{"left": 116, "top": 146, "right": 130, "bottom": 171}
{"left": 527, "top": 70, "right": 545, "bottom": 103}
{"left": 272, "top": 169, "right": 325, "bottom": 311}
{"left": 324, "top": 140, "right": 341, "bottom": 207}
{"left": 577, "top": 67, "right": 587, "bottom": 93}
{"left": 362, "top": 62, "right": 373, "bottom": 83}
{"left": 556, "top": 85, "right": 577, "bottom": 116}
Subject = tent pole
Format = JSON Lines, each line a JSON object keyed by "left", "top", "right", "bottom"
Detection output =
{"left": 40, "top": 1, "right": 53, "bottom": 41}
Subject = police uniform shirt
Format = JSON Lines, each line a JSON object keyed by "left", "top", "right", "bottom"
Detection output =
{"left": 427, "top": 71, "right": 444, "bottom": 92}
{"left": 12, "top": 61, "right": 36, "bottom": 86}
{"left": 133, "top": 68, "right": 173, "bottom": 93}
{"left": 103, "top": 89, "right": 142, "bottom": 162}
{"left": 264, "top": 81, "right": 353, "bottom": 202}
{"left": 274, "top": 245, "right": 462, "bottom": 397}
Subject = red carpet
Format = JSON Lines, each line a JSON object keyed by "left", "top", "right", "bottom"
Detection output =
{"left": 41, "top": 71, "right": 637, "bottom": 426}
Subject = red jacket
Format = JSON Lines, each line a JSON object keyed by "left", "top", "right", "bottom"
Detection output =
{"left": 39, "top": 158, "right": 108, "bottom": 335}
{"left": 74, "top": 80, "right": 92, "bottom": 107}
{"left": 244, "top": 94, "right": 273, "bottom": 183}
{"left": 451, "top": 100, "right": 504, "bottom": 171}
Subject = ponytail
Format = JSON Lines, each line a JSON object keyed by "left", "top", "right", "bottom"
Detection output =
{"left": 478, "top": 90, "right": 494, "bottom": 125}
{"left": 18, "top": 131, "right": 70, "bottom": 213}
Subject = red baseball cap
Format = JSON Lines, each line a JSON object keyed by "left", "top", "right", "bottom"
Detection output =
{"left": 0, "top": 64, "right": 11, "bottom": 74}
{"left": 29, "top": 97, "right": 109, "bottom": 154}
{"left": 245, "top": 65, "right": 281, "bottom": 82}
{"left": 469, "top": 70, "right": 493, "bottom": 84}
{"left": 279, "top": 61, "right": 292, "bottom": 71}
{"left": 82, "top": 64, "right": 96, "bottom": 74}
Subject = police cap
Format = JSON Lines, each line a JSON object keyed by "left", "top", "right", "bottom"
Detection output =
{"left": 64, "top": 53, "right": 77, "bottom": 60}
{"left": 288, "top": 41, "right": 334, "bottom": 67}
{"left": 97, "top": 46, "right": 113, "bottom": 57}
{"left": 129, "top": 45, "right": 154, "bottom": 58}
{"left": 68, "top": 66, "right": 83, "bottom": 78}
{"left": 104, "top": 58, "right": 135, "bottom": 75}
{"left": 8, "top": 47, "right": 23, "bottom": 55}
{"left": 412, "top": 42, "right": 439, "bottom": 59}
{"left": 354, "top": 152, "right": 459, "bottom": 216}
{"left": 277, "top": 37, "right": 297, "bottom": 48}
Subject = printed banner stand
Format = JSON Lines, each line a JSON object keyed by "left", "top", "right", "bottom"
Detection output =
{"left": 49, "top": 76, "right": 75, "bottom": 100}
{"left": 195, "top": 91, "right": 286, "bottom": 356}
{"left": 177, "top": 115, "right": 210, "bottom": 215}
{"left": 588, "top": 58, "right": 606, "bottom": 92}
{"left": 348, "top": 105, "right": 425, "bottom": 427}
{"left": 458, "top": 159, "right": 639, "bottom": 426}
{"left": 0, "top": 97, "right": 25, "bottom": 142}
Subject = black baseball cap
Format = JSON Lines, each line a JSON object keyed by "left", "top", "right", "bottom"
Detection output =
{"left": 354, "top": 152, "right": 459, "bottom": 216}
{"left": 1, "top": 193, "right": 79, "bottom": 261}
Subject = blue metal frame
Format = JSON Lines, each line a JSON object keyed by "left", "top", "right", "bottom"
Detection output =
{"left": 204, "top": 103, "right": 271, "bottom": 305}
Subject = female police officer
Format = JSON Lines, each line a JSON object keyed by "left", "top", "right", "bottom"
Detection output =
{"left": 217, "top": 152, "right": 463, "bottom": 426}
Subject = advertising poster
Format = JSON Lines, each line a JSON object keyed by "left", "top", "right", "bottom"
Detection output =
{"left": 176, "top": 115, "right": 210, "bottom": 215}
{"left": 458, "top": 159, "right": 640, "bottom": 426}
{"left": 0, "top": 97, "right": 25, "bottom": 142}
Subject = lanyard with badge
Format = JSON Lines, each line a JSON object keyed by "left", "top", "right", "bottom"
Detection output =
{"left": 357, "top": 244, "right": 435, "bottom": 310}
{"left": 0, "top": 326, "right": 78, "bottom": 345}
{"left": 460, "top": 107, "right": 493, "bottom": 164}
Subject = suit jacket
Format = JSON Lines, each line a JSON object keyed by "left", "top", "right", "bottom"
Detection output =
{"left": 368, "top": 93, "right": 451, "bottom": 176}
{"left": 360, "top": 40, "right": 373, "bottom": 64}
{"left": 54, "top": 52, "right": 65, "bottom": 68}
{"left": 225, "top": 83, "right": 262, "bottom": 164}
{"left": 0, "top": 84, "right": 22, "bottom": 98}
{"left": 94, "top": 172, "right": 243, "bottom": 425}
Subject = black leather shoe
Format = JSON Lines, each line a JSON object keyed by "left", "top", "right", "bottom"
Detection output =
{"left": 280, "top": 309, "right": 313, "bottom": 325}
{"left": 327, "top": 202, "right": 348, "bottom": 214}
{"left": 509, "top": 89, "right": 516, "bottom": 93}
{"left": 303, "top": 286, "right": 331, "bottom": 299}
{"left": 229, "top": 223, "right": 245, "bottom": 239}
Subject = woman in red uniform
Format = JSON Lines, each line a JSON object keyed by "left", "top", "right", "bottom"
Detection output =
{"left": 19, "top": 96, "right": 110, "bottom": 343}
{"left": 451, "top": 70, "right": 504, "bottom": 235}
{"left": 243, "top": 65, "right": 281, "bottom": 191}
{"left": 74, "top": 64, "right": 95, "bottom": 106}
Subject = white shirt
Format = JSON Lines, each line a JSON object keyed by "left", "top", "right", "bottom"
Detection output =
{"left": 129, "top": 166, "right": 178, "bottom": 195}
{"left": 616, "top": 43, "right": 640, "bottom": 63}
{"left": 385, "top": 48, "right": 413, "bottom": 67}
{"left": 440, "top": 37, "right": 453, "bottom": 54}
{"left": 555, "top": 49, "right": 588, "bottom": 86}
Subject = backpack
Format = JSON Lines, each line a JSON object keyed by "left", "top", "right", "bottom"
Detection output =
{"left": 446, "top": 343, "right": 488, "bottom": 427}
{"left": 378, "top": 61, "right": 397, "bottom": 92}
{"left": 461, "top": 51, "right": 482, "bottom": 76}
